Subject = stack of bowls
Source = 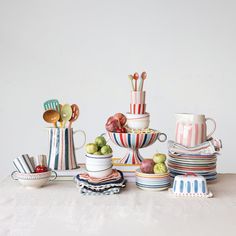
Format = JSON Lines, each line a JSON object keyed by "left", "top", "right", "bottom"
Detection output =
{"left": 135, "top": 169, "right": 170, "bottom": 191}
{"left": 85, "top": 153, "right": 113, "bottom": 178}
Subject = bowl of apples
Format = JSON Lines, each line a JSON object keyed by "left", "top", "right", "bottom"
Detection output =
{"left": 135, "top": 153, "right": 170, "bottom": 191}
{"left": 106, "top": 113, "right": 167, "bottom": 165}
{"left": 11, "top": 155, "right": 57, "bottom": 188}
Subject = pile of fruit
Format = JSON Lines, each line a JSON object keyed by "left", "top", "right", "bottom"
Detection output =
{"left": 85, "top": 136, "right": 113, "bottom": 155}
{"left": 140, "top": 153, "right": 168, "bottom": 174}
{"left": 105, "top": 113, "right": 127, "bottom": 133}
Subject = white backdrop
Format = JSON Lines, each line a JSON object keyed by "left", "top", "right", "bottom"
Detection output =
{"left": 0, "top": 0, "right": 235, "bottom": 178}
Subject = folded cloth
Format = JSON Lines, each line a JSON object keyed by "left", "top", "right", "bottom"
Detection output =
{"left": 80, "top": 186, "right": 122, "bottom": 196}
{"left": 77, "top": 169, "right": 124, "bottom": 185}
{"left": 168, "top": 138, "right": 222, "bottom": 156}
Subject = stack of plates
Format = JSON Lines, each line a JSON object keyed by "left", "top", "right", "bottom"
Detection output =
{"left": 135, "top": 169, "right": 170, "bottom": 191}
{"left": 167, "top": 153, "right": 217, "bottom": 182}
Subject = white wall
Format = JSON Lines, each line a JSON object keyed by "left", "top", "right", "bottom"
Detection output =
{"left": 0, "top": 0, "right": 235, "bottom": 178}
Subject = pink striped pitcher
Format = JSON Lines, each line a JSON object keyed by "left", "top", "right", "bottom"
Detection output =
{"left": 175, "top": 113, "right": 216, "bottom": 147}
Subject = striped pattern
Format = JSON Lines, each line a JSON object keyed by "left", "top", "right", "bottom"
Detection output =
{"left": 130, "top": 103, "right": 146, "bottom": 114}
{"left": 175, "top": 122, "right": 206, "bottom": 147}
{"left": 43, "top": 99, "right": 60, "bottom": 111}
{"left": 48, "top": 128, "right": 77, "bottom": 170}
{"left": 108, "top": 132, "right": 159, "bottom": 164}
{"left": 131, "top": 91, "right": 146, "bottom": 104}
{"left": 13, "top": 154, "right": 34, "bottom": 173}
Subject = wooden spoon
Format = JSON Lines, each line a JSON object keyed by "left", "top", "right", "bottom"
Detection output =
{"left": 61, "top": 104, "right": 72, "bottom": 128}
{"left": 133, "top": 72, "right": 139, "bottom": 91}
{"left": 140, "top": 71, "right": 147, "bottom": 91}
{"left": 69, "top": 104, "right": 80, "bottom": 128}
{"left": 43, "top": 110, "right": 60, "bottom": 128}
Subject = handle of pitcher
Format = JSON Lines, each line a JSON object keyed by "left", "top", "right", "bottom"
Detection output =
{"left": 73, "top": 130, "right": 87, "bottom": 150}
{"left": 157, "top": 132, "right": 167, "bottom": 142}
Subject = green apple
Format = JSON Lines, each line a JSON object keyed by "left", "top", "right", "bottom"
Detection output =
{"left": 100, "top": 145, "right": 112, "bottom": 155}
{"left": 94, "top": 151, "right": 102, "bottom": 155}
{"left": 95, "top": 136, "right": 106, "bottom": 148}
{"left": 85, "top": 143, "right": 98, "bottom": 154}
{"left": 153, "top": 153, "right": 166, "bottom": 163}
{"left": 154, "top": 163, "right": 168, "bottom": 174}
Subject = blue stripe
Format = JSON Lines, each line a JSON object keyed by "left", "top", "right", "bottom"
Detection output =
{"left": 54, "top": 128, "right": 60, "bottom": 170}
{"left": 140, "top": 134, "right": 148, "bottom": 148}
{"left": 202, "top": 180, "right": 206, "bottom": 193}
{"left": 180, "top": 180, "right": 184, "bottom": 193}
{"left": 194, "top": 180, "right": 198, "bottom": 193}
{"left": 48, "top": 129, "right": 53, "bottom": 167}
{"left": 113, "top": 133, "right": 120, "bottom": 146}
{"left": 128, "top": 134, "right": 131, "bottom": 148}
{"left": 187, "top": 181, "right": 191, "bottom": 193}
{"left": 65, "top": 128, "right": 69, "bottom": 170}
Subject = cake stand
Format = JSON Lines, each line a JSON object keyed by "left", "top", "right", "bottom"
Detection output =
{"left": 108, "top": 130, "right": 167, "bottom": 164}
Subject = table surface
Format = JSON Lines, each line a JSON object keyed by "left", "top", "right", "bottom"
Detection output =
{"left": 0, "top": 174, "right": 236, "bottom": 236}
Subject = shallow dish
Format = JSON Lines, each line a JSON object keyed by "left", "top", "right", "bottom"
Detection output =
{"left": 11, "top": 170, "right": 57, "bottom": 188}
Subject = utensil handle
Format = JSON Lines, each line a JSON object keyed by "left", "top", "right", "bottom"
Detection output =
{"left": 49, "top": 171, "right": 57, "bottom": 181}
{"left": 74, "top": 130, "right": 86, "bottom": 150}
{"left": 11, "top": 171, "right": 18, "bottom": 180}
{"left": 206, "top": 118, "right": 216, "bottom": 140}
{"left": 157, "top": 132, "right": 167, "bottom": 142}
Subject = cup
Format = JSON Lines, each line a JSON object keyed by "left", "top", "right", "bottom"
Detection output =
{"left": 130, "top": 103, "right": 146, "bottom": 114}
{"left": 175, "top": 113, "right": 216, "bottom": 147}
{"left": 13, "top": 154, "right": 35, "bottom": 173}
{"left": 131, "top": 91, "right": 146, "bottom": 104}
{"left": 47, "top": 128, "right": 86, "bottom": 170}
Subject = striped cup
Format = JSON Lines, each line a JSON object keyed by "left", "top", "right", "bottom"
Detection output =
{"left": 47, "top": 128, "right": 86, "bottom": 170}
{"left": 13, "top": 154, "right": 35, "bottom": 173}
{"left": 130, "top": 103, "right": 146, "bottom": 114}
{"left": 131, "top": 91, "right": 146, "bottom": 104}
{"left": 175, "top": 113, "right": 216, "bottom": 147}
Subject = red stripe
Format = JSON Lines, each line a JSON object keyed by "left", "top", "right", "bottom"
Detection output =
{"left": 136, "top": 134, "right": 140, "bottom": 148}
{"left": 201, "top": 124, "right": 204, "bottom": 143}
{"left": 120, "top": 133, "right": 125, "bottom": 146}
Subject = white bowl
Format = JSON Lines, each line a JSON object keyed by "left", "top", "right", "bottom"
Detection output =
{"left": 11, "top": 171, "right": 57, "bottom": 188}
{"left": 86, "top": 156, "right": 112, "bottom": 166}
{"left": 126, "top": 113, "right": 150, "bottom": 129}
{"left": 86, "top": 163, "right": 112, "bottom": 172}
{"left": 87, "top": 166, "right": 113, "bottom": 178}
{"left": 85, "top": 153, "right": 113, "bottom": 159}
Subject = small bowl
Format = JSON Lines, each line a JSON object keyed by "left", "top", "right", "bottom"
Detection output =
{"left": 85, "top": 153, "right": 113, "bottom": 159}
{"left": 86, "top": 156, "right": 112, "bottom": 166}
{"left": 126, "top": 113, "right": 150, "bottom": 130}
{"left": 87, "top": 166, "right": 113, "bottom": 178}
{"left": 11, "top": 170, "right": 57, "bottom": 188}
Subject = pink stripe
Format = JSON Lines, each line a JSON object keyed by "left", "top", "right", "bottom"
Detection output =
{"left": 179, "top": 124, "right": 184, "bottom": 145}
{"left": 201, "top": 124, "right": 204, "bottom": 143}
{"left": 60, "top": 130, "right": 64, "bottom": 169}
{"left": 187, "top": 125, "right": 192, "bottom": 147}
{"left": 175, "top": 123, "right": 180, "bottom": 142}
{"left": 195, "top": 124, "right": 199, "bottom": 145}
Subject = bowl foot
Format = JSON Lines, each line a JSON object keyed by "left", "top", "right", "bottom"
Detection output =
{"left": 119, "top": 148, "right": 143, "bottom": 164}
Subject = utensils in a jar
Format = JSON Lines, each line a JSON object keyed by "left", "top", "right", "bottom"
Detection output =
{"left": 43, "top": 110, "right": 60, "bottom": 127}
{"left": 44, "top": 99, "right": 60, "bottom": 112}
{"left": 60, "top": 104, "right": 72, "bottom": 127}
{"left": 69, "top": 104, "right": 80, "bottom": 128}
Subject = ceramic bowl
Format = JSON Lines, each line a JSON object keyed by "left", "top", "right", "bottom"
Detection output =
{"left": 87, "top": 166, "right": 113, "bottom": 178}
{"left": 126, "top": 113, "right": 150, "bottom": 130}
{"left": 85, "top": 153, "right": 113, "bottom": 159}
{"left": 11, "top": 170, "right": 57, "bottom": 188}
{"left": 135, "top": 169, "right": 170, "bottom": 191}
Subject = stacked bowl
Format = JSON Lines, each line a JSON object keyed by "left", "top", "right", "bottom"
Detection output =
{"left": 135, "top": 169, "right": 170, "bottom": 191}
{"left": 85, "top": 153, "right": 113, "bottom": 178}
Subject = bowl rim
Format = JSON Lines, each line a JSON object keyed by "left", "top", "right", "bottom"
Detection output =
{"left": 135, "top": 168, "right": 169, "bottom": 177}
{"left": 126, "top": 112, "right": 150, "bottom": 119}
{"left": 85, "top": 153, "right": 113, "bottom": 158}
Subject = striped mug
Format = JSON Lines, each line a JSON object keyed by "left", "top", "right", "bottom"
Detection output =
{"left": 175, "top": 113, "right": 216, "bottom": 147}
{"left": 47, "top": 128, "right": 86, "bottom": 170}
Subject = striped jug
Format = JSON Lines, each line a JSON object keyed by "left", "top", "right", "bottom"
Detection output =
{"left": 47, "top": 128, "right": 86, "bottom": 170}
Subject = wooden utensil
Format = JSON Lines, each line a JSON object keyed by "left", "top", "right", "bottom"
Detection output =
{"left": 133, "top": 72, "right": 139, "bottom": 91}
{"left": 128, "top": 75, "right": 135, "bottom": 91}
{"left": 140, "top": 72, "right": 147, "bottom": 91}
{"left": 43, "top": 99, "right": 60, "bottom": 112}
{"left": 43, "top": 110, "right": 60, "bottom": 127}
{"left": 61, "top": 104, "right": 72, "bottom": 128}
{"left": 58, "top": 104, "right": 63, "bottom": 128}
{"left": 69, "top": 104, "right": 80, "bottom": 128}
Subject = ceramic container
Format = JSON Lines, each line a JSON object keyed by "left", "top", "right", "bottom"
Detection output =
{"left": 87, "top": 166, "right": 113, "bottom": 178}
{"left": 135, "top": 169, "right": 170, "bottom": 191}
{"left": 11, "top": 170, "right": 57, "bottom": 188}
{"left": 130, "top": 103, "right": 146, "bottom": 114}
{"left": 47, "top": 128, "right": 86, "bottom": 170}
{"left": 170, "top": 174, "right": 213, "bottom": 197}
{"left": 131, "top": 91, "right": 146, "bottom": 104}
{"left": 126, "top": 112, "right": 150, "bottom": 130}
{"left": 175, "top": 113, "right": 216, "bottom": 147}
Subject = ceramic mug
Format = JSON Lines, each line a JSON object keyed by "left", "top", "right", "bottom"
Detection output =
{"left": 130, "top": 103, "right": 146, "bottom": 114}
{"left": 47, "top": 128, "right": 86, "bottom": 170}
{"left": 175, "top": 113, "right": 216, "bottom": 147}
